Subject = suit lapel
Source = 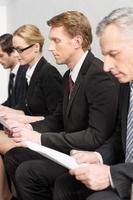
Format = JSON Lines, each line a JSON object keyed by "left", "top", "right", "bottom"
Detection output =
{"left": 65, "top": 51, "right": 95, "bottom": 117}
{"left": 14, "top": 65, "right": 27, "bottom": 101}
{"left": 27, "top": 57, "right": 45, "bottom": 97}
{"left": 14, "top": 65, "right": 23, "bottom": 93}
{"left": 63, "top": 72, "right": 69, "bottom": 118}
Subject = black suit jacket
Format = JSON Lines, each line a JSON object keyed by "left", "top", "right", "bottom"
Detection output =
{"left": 2, "top": 65, "right": 27, "bottom": 108}
{"left": 19, "top": 56, "right": 62, "bottom": 117}
{"left": 97, "top": 83, "right": 133, "bottom": 199}
{"left": 32, "top": 51, "right": 119, "bottom": 154}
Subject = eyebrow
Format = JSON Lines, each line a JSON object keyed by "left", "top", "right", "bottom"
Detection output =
{"left": 102, "top": 50, "right": 118, "bottom": 55}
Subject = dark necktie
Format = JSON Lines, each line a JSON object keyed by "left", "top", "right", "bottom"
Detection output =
{"left": 8, "top": 73, "right": 15, "bottom": 106}
{"left": 126, "top": 83, "right": 133, "bottom": 162}
{"left": 68, "top": 75, "right": 74, "bottom": 97}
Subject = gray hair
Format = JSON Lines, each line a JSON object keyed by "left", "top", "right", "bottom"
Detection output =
{"left": 96, "top": 7, "right": 133, "bottom": 37}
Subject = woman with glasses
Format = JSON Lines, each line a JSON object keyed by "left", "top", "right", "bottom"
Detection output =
{"left": 0, "top": 24, "right": 63, "bottom": 200}
{"left": 0, "top": 24, "right": 62, "bottom": 124}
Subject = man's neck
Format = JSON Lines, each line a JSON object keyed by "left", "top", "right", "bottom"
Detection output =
{"left": 67, "top": 50, "right": 86, "bottom": 70}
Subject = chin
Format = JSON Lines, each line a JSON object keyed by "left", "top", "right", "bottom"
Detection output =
{"left": 19, "top": 61, "right": 26, "bottom": 65}
{"left": 56, "top": 60, "right": 63, "bottom": 65}
{"left": 3, "top": 66, "right": 8, "bottom": 69}
{"left": 119, "top": 78, "right": 129, "bottom": 83}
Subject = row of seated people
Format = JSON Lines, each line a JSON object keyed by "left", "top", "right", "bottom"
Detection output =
{"left": 0, "top": 8, "right": 133, "bottom": 200}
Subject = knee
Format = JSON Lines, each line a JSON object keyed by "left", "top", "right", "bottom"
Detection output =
{"left": 16, "top": 163, "right": 24, "bottom": 179}
{"left": 15, "top": 161, "right": 32, "bottom": 184}
{"left": 4, "top": 148, "right": 17, "bottom": 169}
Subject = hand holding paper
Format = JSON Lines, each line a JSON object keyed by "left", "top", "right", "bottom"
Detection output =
{"left": 70, "top": 150, "right": 101, "bottom": 164}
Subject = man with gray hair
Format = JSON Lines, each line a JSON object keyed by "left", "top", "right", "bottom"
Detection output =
{"left": 69, "top": 7, "right": 133, "bottom": 200}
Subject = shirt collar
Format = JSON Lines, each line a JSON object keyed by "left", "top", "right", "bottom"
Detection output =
{"left": 70, "top": 50, "right": 88, "bottom": 83}
{"left": 11, "top": 63, "right": 20, "bottom": 76}
{"left": 26, "top": 58, "right": 41, "bottom": 84}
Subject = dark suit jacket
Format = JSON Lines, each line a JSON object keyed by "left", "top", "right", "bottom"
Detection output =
{"left": 32, "top": 51, "right": 119, "bottom": 154}
{"left": 19, "top": 56, "right": 62, "bottom": 117}
{"left": 97, "top": 83, "right": 133, "bottom": 199}
{"left": 2, "top": 65, "right": 27, "bottom": 108}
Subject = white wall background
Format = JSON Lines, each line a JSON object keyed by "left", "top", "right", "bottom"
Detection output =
{"left": 0, "top": 0, "right": 133, "bottom": 102}
{"left": 0, "top": 4, "right": 8, "bottom": 103}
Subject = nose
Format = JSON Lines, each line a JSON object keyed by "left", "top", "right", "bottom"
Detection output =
{"left": 14, "top": 49, "right": 21, "bottom": 58}
{"left": 48, "top": 41, "right": 55, "bottom": 52}
{"left": 14, "top": 49, "right": 19, "bottom": 56}
{"left": 103, "top": 56, "right": 114, "bottom": 72}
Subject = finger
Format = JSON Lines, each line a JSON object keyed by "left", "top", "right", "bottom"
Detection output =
{"left": 11, "top": 127, "right": 22, "bottom": 133}
{"left": 70, "top": 167, "right": 85, "bottom": 176}
{"left": 75, "top": 154, "right": 90, "bottom": 163}
{"left": 15, "top": 141, "right": 27, "bottom": 147}
{"left": 12, "top": 137, "right": 22, "bottom": 143}
{"left": 75, "top": 173, "right": 88, "bottom": 182}
{"left": 0, "top": 112, "right": 6, "bottom": 117}
{"left": 70, "top": 149, "right": 80, "bottom": 156}
{"left": 12, "top": 132, "right": 22, "bottom": 137}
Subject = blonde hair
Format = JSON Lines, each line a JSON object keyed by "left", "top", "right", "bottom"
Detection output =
{"left": 13, "top": 24, "right": 44, "bottom": 52}
{"left": 47, "top": 11, "right": 92, "bottom": 51}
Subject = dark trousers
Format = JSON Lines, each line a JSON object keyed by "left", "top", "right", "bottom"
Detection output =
{"left": 53, "top": 173, "right": 92, "bottom": 200}
{"left": 4, "top": 147, "right": 45, "bottom": 186}
{"left": 86, "top": 190, "right": 129, "bottom": 200}
{"left": 5, "top": 147, "right": 91, "bottom": 200}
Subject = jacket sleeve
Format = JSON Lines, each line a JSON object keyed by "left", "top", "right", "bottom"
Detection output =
{"left": 110, "top": 163, "right": 133, "bottom": 199}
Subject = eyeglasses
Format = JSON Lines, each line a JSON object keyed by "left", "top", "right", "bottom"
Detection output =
{"left": 14, "top": 44, "right": 34, "bottom": 53}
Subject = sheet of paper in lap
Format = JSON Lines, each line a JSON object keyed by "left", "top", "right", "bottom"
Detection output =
{"left": 26, "top": 141, "right": 88, "bottom": 169}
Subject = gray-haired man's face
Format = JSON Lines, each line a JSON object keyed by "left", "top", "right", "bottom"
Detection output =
{"left": 99, "top": 24, "right": 133, "bottom": 83}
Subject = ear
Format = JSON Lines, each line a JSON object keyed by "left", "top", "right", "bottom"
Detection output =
{"left": 73, "top": 35, "right": 83, "bottom": 49}
{"left": 34, "top": 43, "right": 40, "bottom": 52}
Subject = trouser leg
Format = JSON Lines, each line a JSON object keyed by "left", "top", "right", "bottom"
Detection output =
{"left": 53, "top": 173, "right": 92, "bottom": 200}
{"left": 15, "top": 159, "right": 67, "bottom": 200}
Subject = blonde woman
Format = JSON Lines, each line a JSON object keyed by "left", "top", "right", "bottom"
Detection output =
{"left": 0, "top": 24, "right": 62, "bottom": 123}
{"left": 0, "top": 24, "right": 62, "bottom": 200}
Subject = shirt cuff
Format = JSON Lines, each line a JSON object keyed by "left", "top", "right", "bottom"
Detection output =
{"left": 27, "top": 123, "right": 33, "bottom": 131}
{"left": 108, "top": 169, "right": 114, "bottom": 188}
{"left": 94, "top": 152, "right": 103, "bottom": 164}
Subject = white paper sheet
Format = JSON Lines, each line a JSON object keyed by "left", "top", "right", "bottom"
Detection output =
{"left": 26, "top": 141, "right": 82, "bottom": 169}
